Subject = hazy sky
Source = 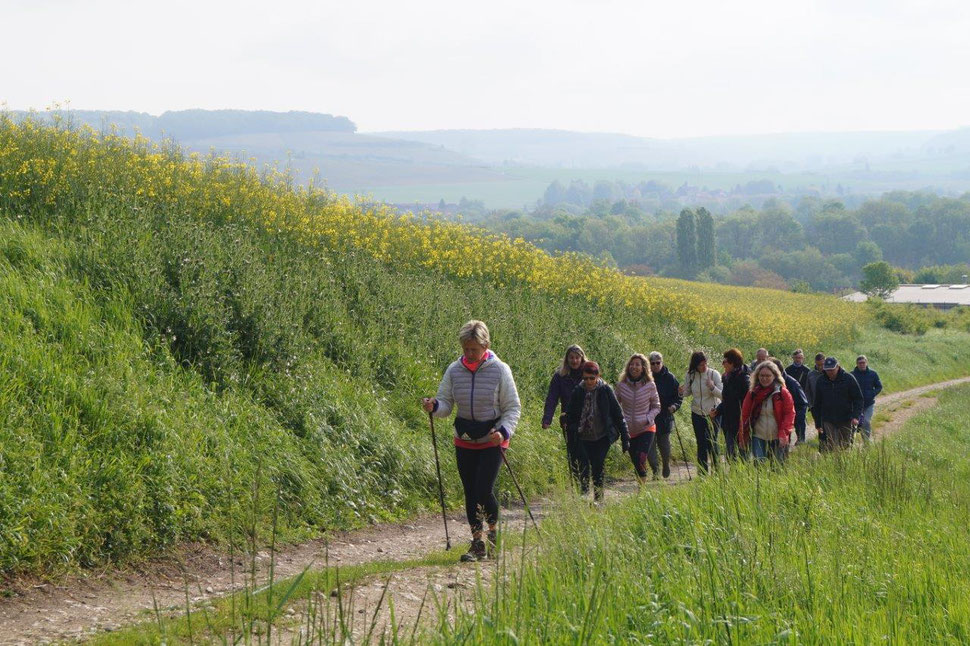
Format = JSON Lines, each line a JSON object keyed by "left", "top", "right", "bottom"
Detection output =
{"left": 3, "top": 0, "right": 969, "bottom": 138}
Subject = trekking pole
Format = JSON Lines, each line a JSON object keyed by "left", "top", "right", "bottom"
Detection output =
{"left": 427, "top": 413, "right": 451, "bottom": 550}
{"left": 672, "top": 416, "right": 692, "bottom": 481}
{"left": 501, "top": 450, "right": 541, "bottom": 534}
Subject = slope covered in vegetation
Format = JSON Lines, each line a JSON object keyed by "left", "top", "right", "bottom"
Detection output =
{"left": 0, "top": 118, "right": 966, "bottom": 575}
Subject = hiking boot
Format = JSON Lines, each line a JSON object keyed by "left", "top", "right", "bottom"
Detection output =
{"left": 662, "top": 463, "right": 671, "bottom": 478}
{"left": 486, "top": 530, "right": 498, "bottom": 559}
{"left": 460, "top": 539, "right": 486, "bottom": 562}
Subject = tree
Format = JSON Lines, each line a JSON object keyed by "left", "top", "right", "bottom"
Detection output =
{"left": 676, "top": 208, "right": 698, "bottom": 275}
{"left": 696, "top": 207, "right": 716, "bottom": 269}
{"left": 853, "top": 240, "right": 883, "bottom": 267}
{"left": 860, "top": 261, "right": 900, "bottom": 299}
{"left": 543, "top": 180, "right": 566, "bottom": 207}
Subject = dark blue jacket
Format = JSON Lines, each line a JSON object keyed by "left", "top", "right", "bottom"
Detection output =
{"left": 652, "top": 366, "right": 683, "bottom": 422}
{"left": 784, "top": 373, "right": 810, "bottom": 412}
{"left": 543, "top": 370, "right": 583, "bottom": 426}
{"left": 850, "top": 367, "right": 883, "bottom": 408}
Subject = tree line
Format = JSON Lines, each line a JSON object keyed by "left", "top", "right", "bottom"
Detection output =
{"left": 476, "top": 191, "right": 970, "bottom": 293}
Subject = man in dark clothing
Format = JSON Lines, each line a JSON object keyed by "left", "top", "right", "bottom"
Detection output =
{"left": 649, "top": 351, "right": 682, "bottom": 478}
{"left": 749, "top": 347, "right": 769, "bottom": 373}
{"left": 805, "top": 352, "right": 826, "bottom": 448}
{"left": 772, "top": 357, "right": 810, "bottom": 444}
{"left": 718, "top": 350, "right": 750, "bottom": 460}
{"left": 785, "top": 349, "right": 811, "bottom": 443}
{"left": 850, "top": 355, "right": 882, "bottom": 442}
{"left": 813, "top": 357, "right": 864, "bottom": 451}
{"left": 786, "top": 349, "right": 811, "bottom": 389}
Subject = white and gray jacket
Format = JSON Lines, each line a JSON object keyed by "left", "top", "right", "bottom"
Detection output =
{"left": 683, "top": 368, "right": 723, "bottom": 416}
{"left": 433, "top": 352, "right": 521, "bottom": 444}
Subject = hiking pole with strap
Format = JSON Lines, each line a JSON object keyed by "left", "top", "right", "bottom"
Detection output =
{"left": 672, "top": 415, "right": 692, "bottom": 481}
{"left": 501, "top": 449, "right": 541, "bottom": 534}
{"left": 427, "top": 412, "right": 452, "bottom": 550}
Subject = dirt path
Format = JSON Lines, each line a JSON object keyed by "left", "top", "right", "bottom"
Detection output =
{"left": 2, "top": 377, "right": 968, "bottom": 645}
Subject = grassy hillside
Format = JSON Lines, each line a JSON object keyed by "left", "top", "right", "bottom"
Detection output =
{"left": 432, "top": 384, "right": 970, "bottom": 644}
{"left": 0, "top": 118, "right": 967, "bottom": 576}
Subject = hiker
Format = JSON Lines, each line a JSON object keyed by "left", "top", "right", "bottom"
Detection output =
{"left": 740, "top": 361, "right": 796, "bottom": 463}
{"left": 785, "top": 349, "right": 811, "bottom": 444}
{"left": 679, "top": 351, "right": 723, "bottom": 473}
{"left": 749, "top": 347, "right": 769, "bottom": 373}
{"left": 422, "top": 320, "right": 521, "bottom": 562}
{"left": 649, "top": 352, "right": 682, "bottom": 478}
{"left": 813, "top": 357, "right": 864, "bottom": 451}
{"left": 542, "top": 344, "right": 587, "bottom": 484}
{"left": 805, "top": 352, "right": 826, "bottom": 448}
{"left": 615, "top": 353, "right": 662, "bottom": 483}
{"left": 851, "top": 355, "right": 883, "bottom": 442}
{"left": 565, "top": 361, "right": 630, "bottom": 500}
{"left": 771, "top": 357, "right": 810, "bottom": 446}
{"left": 717, "top": 348, "right": 750, "bottom": 461}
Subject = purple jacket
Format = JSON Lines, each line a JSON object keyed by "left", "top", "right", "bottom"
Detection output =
{"left": 543, "top": 370, "right": 583, "bottom": 426}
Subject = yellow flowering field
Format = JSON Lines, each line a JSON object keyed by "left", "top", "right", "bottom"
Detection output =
{"left": 0, "top": 116, "right": 861, "bottom": 348}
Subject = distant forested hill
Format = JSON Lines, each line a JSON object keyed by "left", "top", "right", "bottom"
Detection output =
{"left": 12, "top": 108, "right": 356, "bottom": 139}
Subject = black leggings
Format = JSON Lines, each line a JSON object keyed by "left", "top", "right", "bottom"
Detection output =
{"left": 629, "top": 432, "right": 658, "bottom": 478}
{"left": 578, "top": 435, "right": 612, "bottom": 498}
{"left": 455, "top": 446, "right": 503, "bottom": 532}
{"left": 691, "top": 412, "right": 719, "bottom": 473}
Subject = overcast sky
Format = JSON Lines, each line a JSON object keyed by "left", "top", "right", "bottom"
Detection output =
{"left": 2, "top": 0, "right": 968, "bottom": 138}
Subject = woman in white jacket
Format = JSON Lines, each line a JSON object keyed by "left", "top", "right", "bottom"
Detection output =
{"left": 422, "top": 320, "right": 521, "bottom": 562}
{"left": 679, "top": 351, "right": 723, "bottom": 473}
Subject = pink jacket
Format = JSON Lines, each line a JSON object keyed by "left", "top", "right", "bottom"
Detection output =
{"left": 615, "top": 379, "right": 661, "bottom": 438}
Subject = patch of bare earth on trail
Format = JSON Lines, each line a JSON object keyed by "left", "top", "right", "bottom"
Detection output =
{"left": 2, "top": 378, "right": 967, "bottom": 644}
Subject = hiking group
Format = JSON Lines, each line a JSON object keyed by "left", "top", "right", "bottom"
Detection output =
{"left": 422, "top": 320, "right": 882, "bottom": 562}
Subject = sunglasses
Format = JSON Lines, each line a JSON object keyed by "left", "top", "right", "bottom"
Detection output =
{"left": 649, "top": 361, "right": 661, "bottom": 365}
{"left": 583, "top": 375, "right": 599, "bottom": 380}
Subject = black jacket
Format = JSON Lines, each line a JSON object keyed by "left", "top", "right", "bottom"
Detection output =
{"left": 652, "top": 366, "right": 683, "bottom": 422}
{"left": 717, "top": 364, "right": 750, "bottom": 434}
{"left": 785, "top": 363, "right": 811, "bottom": 390}
{"left": 813, "top": 368, "right": 864, "bottom": 427}
{"left": 565, "top": 382, "right": 630, "bottom": 446}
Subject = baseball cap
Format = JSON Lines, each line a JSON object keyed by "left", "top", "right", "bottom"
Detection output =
{"left": 823, "top": 357, "right": 838, "bottom": 370}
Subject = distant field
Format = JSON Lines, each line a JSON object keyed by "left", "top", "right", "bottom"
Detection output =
{"left": 358, "top": 164, "right": 965, "bottom": 209}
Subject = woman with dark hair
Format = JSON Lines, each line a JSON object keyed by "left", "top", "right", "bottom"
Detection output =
{"left": 422, "top": 320, "right": 521, "bottom": 562}
{"left": 615, "top": 353, "right": 662, "bottom": 483}
{"left": 717, "top": 348, "right": 750, "bottom": 462}
{"left": 542, "top": 344, "right": 587, "bottom": 484}
{"left": 679, "top": 351, "right": 722, "bottom": 473}
{"left": 565, "top": 361, "right": 630, "bottom": 501}
{"left": 740, "top": 360, "right": 795, "bottom": 463}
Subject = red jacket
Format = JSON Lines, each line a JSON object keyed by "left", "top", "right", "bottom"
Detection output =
{"left": 739, "top": 385, "right": 795, "bottom": 446}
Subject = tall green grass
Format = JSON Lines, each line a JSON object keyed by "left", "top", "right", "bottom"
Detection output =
{"left": 431, "top": 385, "right": 970, "bottom": 644}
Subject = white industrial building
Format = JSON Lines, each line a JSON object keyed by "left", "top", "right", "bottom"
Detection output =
{"left": 844, "top": 284, "right": 970, "bottom": 309}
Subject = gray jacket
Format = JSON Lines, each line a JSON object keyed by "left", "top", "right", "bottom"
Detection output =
{"left": 433, "top": 352, "right": 521, "bottom": 444}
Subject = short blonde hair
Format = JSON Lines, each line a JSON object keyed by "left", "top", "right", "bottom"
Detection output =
{"left": 458, "top": 320, "right": 490, "bottom": 347}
